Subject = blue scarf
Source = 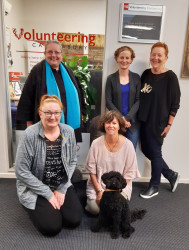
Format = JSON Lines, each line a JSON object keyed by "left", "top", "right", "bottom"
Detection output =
{"left": 45, "top": 60, "right": 80, "bottom": 129}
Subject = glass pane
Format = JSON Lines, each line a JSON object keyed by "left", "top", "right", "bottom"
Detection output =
{"left": 4, "top": 0, "right": 106, "bottom": 168}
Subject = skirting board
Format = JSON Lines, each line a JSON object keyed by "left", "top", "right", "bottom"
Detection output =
{"left": 1, "top": 172, "right": 189, "bottom": 184}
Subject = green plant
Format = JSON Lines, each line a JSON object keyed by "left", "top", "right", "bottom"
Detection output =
{"left": 63, "top": 55, "right": 98, "bottom": 122}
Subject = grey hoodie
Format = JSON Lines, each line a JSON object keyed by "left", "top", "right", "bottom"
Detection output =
{"left": 15, "top": 121, "right": 77, "bottom": 210}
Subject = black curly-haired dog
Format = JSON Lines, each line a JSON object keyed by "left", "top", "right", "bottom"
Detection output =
{"left": 91, "top": 171, "right": 146, "bottom": 239}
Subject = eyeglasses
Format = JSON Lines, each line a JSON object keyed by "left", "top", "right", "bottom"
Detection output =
{"left": 45, "top": 50, "right": 62, "bottom": 55}
{"left": 40, "top": 110, "right": 61, "bottom": 117}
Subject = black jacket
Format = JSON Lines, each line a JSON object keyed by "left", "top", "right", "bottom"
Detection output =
{"left": 105, "top": 70, "right": 141, "bottom": 133}
{"left": 16, "top": 60, "right": 86, "bottom": 142}
{"left": 138, "top": 69, "right": 181, "bottom": 144}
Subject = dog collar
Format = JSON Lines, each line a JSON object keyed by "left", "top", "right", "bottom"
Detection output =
{"left": 105, "top": 189, "right": 121, "bottom": 192}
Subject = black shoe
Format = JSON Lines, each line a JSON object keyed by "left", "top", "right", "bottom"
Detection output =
{"left": 168, "top": 172, "right": 180, "bottom": 192}
{"left": 140, "top": 186, "right": 159, "bottom": 199}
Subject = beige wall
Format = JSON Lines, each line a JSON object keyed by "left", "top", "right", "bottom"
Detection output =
{"left": 0, "top": 0, "right": 13, "bottom": 176}
{"left": 0, "top": 0, "right": 106, "bottom": 177}
{"left": 4, "top": 0, "right": 26, "bottom": 75}
{"left": 1, "top": 0, "right": 189, "bottom": 182}
{"left": 103, "top": 0, "right": 189, "bottom": 182}
{"left": 5, "top": 0, "right": 106, "bottom": 75}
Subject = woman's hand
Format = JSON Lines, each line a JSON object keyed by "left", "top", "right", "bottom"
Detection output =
{"left": 27, "top": 121, "right": 33, "bottom": 127}
{"left": 54, "top": 190, "right": 65, "bottom": 208}
{"left": 161, "top": 125, "right": 171, "bottom": 138}
{"left": 125, "top": 121, "right": 131, "bottom": 128}
{"left": 122, "top": 116, "right": 131, "bottom": 128}
{"left": 49, "top": 193, "right": 60, "bottom": 210}
{"left": 96, "top": 191, "right": 103, "bottom": 205}
{"left": 90, "top": 173, "right": 103, "bottom": 205}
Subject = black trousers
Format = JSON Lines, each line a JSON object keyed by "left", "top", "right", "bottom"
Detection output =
{"left": 140, "top": 123, "right": 173, "bottom": 187}
{"left": 24, "top": 185, "right": 83, "bottom": 236}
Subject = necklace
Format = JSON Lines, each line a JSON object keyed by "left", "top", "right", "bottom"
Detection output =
{"left": 105, "top": 135, "right": 119, "bottom": 152}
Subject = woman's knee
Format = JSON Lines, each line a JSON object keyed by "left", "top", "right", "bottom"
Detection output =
{"left": 27, "top": 205, "right": 63, "bottom": 236}
{"left": 141, "top": 144, "right": 150, "bottom": 159}
{"left": 85, "top": 199, "right": 100, "bottom": 215}
{"left": 36, "top": 218, "right": 62, "bottom": 236}
{"left": 66, "top": 213, "right": 82, "bottom": 228}
{"left": 61, "top": 204, "right": 83, "bottom": 228}
{"left": 141, "top": 141, "right": 162, "bottom": 159}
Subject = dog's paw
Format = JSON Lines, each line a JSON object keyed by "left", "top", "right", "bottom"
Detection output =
{"left": 90, "top": 225, "right": 100, "bottom": 233}
{"left": 122, "top": 232, "right": 130, "bottom": 238}
{"left": 122, "top": 226, "right": 135, "bottom": 238}
{"left": 130, "top": 226, "right": 135, "bottom": 233}
{"left": 110, "top": 231, "right": 119, "bottom": 239}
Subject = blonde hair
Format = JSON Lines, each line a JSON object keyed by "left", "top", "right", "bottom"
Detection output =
{"left": 38, "top": 94, "right": 63, "bottom": 112}
{"left": 151, "top": 42, "right": 169, "bottom": 57}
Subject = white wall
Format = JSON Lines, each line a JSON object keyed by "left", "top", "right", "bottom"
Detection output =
{"left": 5, "top": 0, "right": 106, "bottom": 75}
{"left": 4, "top": 0, "right": 26, "bottom": 74}
{"left": 0, "top": 0, "right": 14, "bottom": 176}
{"left": 23, "top": 0, "right": 106, "bottom": 34}
{"left": 103, "top": 0, "right": 189, "bottom": 182}
{"left": 0, "top": 0, "right": 107, "bottom": 176}
{"left": 1, "top": 0, "right": 189, "bottom": 182}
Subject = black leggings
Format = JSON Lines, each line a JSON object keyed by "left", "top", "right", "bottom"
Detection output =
{"left": 24, "top": 185, "right": 83, "bottom": 236}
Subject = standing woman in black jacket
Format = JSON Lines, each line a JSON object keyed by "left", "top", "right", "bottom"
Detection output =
{"left": 16, "top": 40, "right": 86, "bottom": 143}
{"left": 138, "top": 42, "right": 181, "bottom": 199}
{"left": 105, "top": 46, "right": 141, "bottom": 150}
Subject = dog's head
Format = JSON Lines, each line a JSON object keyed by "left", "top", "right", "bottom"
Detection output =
{"left": 101, "top": 171, "right": 126, "bottom": 190}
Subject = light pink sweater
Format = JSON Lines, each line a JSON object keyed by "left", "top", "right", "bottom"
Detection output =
{"left": 85, "top": 136, "right": 141, "bottom": 200}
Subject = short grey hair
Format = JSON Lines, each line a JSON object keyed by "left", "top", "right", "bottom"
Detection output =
{"left": 44, "top": 40, "right": 63, "bottom": 52}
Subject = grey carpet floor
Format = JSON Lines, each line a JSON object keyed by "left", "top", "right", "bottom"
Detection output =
{"left": 0, "top": 178, "right": 189, "bottom": 250}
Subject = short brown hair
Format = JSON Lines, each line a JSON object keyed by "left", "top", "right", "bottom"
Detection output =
{"left": 38, "top": 94, "right": 63, "bottom": 112}
{"left": 98, "top": 110, "right": 126, "bottom": 134}
{"left": 44, "top": 40, "right": 63, "bottom": 53}
{"left": 151, "top": 42, "right": 169, "bottom": 57}
{"left": 114, "top": 46, "right": 135, "bottom": 60}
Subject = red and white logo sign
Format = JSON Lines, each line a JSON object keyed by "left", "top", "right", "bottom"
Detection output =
{"left": 124, "top": 3, "right": 129, "bottom": 10}
{"left": 12, "top": 28, "right": 24, "bottom": 40}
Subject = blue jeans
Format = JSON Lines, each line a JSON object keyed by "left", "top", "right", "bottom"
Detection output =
{"left": 125, "top": 128, "right": 140, "bottom": 150}
{"left": 140, "top": 123, "right": 173, "bottom": 187}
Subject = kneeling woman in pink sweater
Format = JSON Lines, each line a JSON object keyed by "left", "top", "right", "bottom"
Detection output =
{"left": 85, "top": 110, "right": 140, "bottom": 215}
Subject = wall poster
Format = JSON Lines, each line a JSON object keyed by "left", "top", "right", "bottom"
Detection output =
{"left": 88, "top": 34, "right": 104, "bottom": 69}
{"left": 181, "top": 17, "right": 189, "bottom": 78}
{"left": 6, "top": 27, "right": 13, "bottom": 66}
{"left": 119, "top": 3, "right": 165, "bottom": 44}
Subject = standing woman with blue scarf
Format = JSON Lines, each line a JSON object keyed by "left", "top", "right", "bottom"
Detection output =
{"left": 16, "top": 40, "right": 86, "bottom": 142}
